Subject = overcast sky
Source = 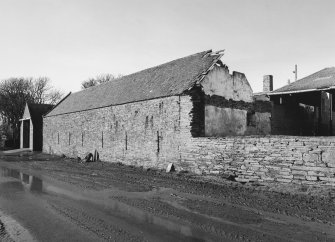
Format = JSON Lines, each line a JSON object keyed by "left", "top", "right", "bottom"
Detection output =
{"left": 1, "top": 0, "right": 335, "bottom": 93}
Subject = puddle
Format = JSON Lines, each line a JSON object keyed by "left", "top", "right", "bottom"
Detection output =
{"left": 0, "top": 166, "right": 211, "bottom": 241}
{"left": 1, "top": 167, "right": 43, "bottom": 192}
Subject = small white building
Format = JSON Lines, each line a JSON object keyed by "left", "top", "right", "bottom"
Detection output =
{"left": 20, "top": 103, "right": 54, "bottom": 151}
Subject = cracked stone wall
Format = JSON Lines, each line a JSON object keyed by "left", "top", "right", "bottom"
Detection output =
{"left": 180, "top": 136, "right": 335, "bottom": 186}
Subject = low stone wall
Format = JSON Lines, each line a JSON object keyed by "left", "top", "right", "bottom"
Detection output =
{"left": 180, "top": 136, "right": 335, "bottom": 186}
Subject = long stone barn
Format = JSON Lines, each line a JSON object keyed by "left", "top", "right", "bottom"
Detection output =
{"left": 43, "top": 50, "right": 271, "bottom": 170}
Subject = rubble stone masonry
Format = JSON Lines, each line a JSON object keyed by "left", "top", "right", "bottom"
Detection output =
{"left": 44, "top": 95, "right": 188, "bottom": 169}
{"left": 181, "top": 136, "right": 335, "bottom": 186}
{"left": 44, "top": 93, "right": 335, "bottom": 186}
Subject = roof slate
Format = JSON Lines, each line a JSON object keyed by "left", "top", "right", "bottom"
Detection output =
{"left": 46, "top": 50, "right": 222, "bottom": 117}
{"left": 271, "top": 67, "right": 335, "bottom": 95}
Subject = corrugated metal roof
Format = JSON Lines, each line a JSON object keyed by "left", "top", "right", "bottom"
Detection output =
{"left": 270, "top": 67, "right": 335, "bottom": 95}
{"left": 46, "top": 50, "right": 222, "bottom": 117}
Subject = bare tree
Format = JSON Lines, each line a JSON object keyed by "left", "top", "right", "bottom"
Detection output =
{"left": 81, "top": 73, "right": 123, "bottom": 89}
{"left": 32, "top": 77, "right": 63, "bottom": 105}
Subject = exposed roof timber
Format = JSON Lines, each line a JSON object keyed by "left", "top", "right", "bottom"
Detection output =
{"left": 203, "top": 49, "right": 225, "bottom": 57}
{"left": 203, "top": 50, "right": 213, "bottom": 57}
{"left": 195, "top": 54, "right": 224, "bottom": 85}
{"left": 210, "top": 49, "right": 225, "bottom": 56}
{"left": 269, "top": 86, "right": 335, "bottom": 95}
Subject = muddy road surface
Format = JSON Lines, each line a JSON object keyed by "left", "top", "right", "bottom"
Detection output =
{"left": 0, "top": 152, "right": 334, "bottom": 241}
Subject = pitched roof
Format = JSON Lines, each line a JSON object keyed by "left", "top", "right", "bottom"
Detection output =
{"left": 46, "top": 50, "right": 223, "bottom": 117}
{"left": 270, "top": 67, "right": 335, "bottom": 95}
{"left": 27, "top": 103, "right": 54, "bottom": 124}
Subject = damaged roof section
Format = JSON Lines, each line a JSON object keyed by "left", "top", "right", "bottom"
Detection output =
{"left": 270, "top": 67, "right": 335, "bottom": 95}
{"left": 46, "top": 50, "right": 224, "bottom": 117}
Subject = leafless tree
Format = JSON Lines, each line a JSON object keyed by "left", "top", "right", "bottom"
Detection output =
{"left": 81, "top": 73, "right": 123, "bottom": 89}
{"left": 32, "top": 77, "right": 63, "bottom": 105}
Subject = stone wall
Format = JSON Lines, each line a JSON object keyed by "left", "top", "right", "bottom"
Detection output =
{"left": 180, "top": 136, "right": 335, "bottom": 186}
{"left": 44, "top": 93, "right": 335, "bottom": 186}
{"left": 43, "top": 96, "right": 186, "bottom": 169}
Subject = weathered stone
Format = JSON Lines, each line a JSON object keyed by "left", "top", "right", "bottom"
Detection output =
{"left": 235, "top": 178, "right": 250, "bottom": 182}
{"left": 319, "top": 177, "right": 335, "bottom": 182}
{"left": 321, "top": 150, "right": 335, "bottom": 165}
{"left": 302, "top": 153, "right": 319, "bottom": 162}
{"left": 306, "top": 176, "right": 318, "bottom": 181}
{"left": 307, "top": 171, "right": 325, "bottom": 177}
{"left": 276, "top": 178, "right": 292, "bottom": 183}
{"left": 292, "top": 170, "right": 307, "bottom": 176}
{"left": 293, "top": 175, "right": 306, "bottom": 180}
{"left": 262, "top": 177, "right": 275, "bottom": 181}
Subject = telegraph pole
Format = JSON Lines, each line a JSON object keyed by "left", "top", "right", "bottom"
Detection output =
{"left": 293, "top": 64, "right": 297, "bottom": 81}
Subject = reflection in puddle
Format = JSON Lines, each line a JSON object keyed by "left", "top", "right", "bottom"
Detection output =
{"left": 1, "top": 167, "right": 43, "bottom": 192}
{"left": 0, "top": 166, "right": 208, "bottom": 241}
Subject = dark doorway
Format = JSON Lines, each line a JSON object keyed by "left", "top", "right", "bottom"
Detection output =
{"left": 23, "top": 120, "right": 30, "bottom": 148}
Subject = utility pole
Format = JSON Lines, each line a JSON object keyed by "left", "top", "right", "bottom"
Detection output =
{"left": 293, "top": 64, "right": 297, "bottom": 81}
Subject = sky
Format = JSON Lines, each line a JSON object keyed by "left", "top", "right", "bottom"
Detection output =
{"left": 0, "top": 0, "right": 335, "bottom": 94}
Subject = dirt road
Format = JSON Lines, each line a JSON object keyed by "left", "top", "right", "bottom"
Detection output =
{"left": 0, "top": 151, "right": 334, "bottom": 241}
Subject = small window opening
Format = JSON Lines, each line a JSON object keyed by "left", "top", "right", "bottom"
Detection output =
{"left": 125, "top": 132, "right": 128, "bottom": 150}
{"left": 159, "top": 102, "right": 164, "bottom": 114}
{"left": 157, "top": 131, "right": 160, "bottom": 153}
{"left": 102, "top": 131, "right": 104, "bottom": 148}
{"left": 150, "top": 116, "right": 154, "bottom": 128}
{"left": 145, "top": 116, "right": 149, "bottom": 129}
{"left": 115, "top": 121, "right": 119, "bottom": 133}
{"left": 57, "top": 133, "right": 59, "bottom": 144}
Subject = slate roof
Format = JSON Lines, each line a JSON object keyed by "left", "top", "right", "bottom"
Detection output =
{"left": 270, "top": 67, "right": 335, "bottom": 95}
{"left": 46, "top": 50, "right": 223, "bottom": 117}
{"left": 27, "top": 103, "right": 54, "bottom": 124}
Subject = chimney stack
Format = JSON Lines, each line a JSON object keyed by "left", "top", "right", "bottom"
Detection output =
{"left": 263, "top": 75, "right": 273, "bottom": 92}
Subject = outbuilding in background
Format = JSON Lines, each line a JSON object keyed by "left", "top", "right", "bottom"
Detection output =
{"left": 20, "top": 103, "right": 54, "bottom": 151}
